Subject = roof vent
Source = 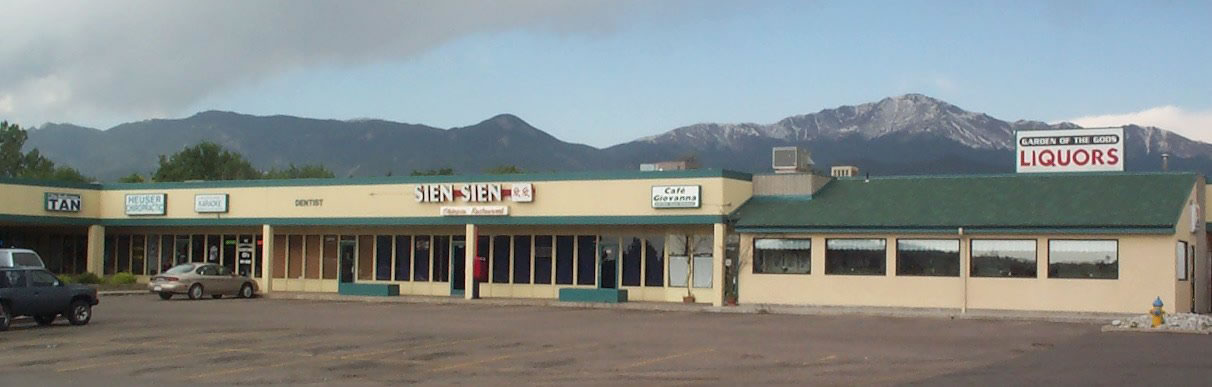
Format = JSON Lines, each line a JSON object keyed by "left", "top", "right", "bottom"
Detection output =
{"left": 772, "top": 147, "right": 813, "bottom": 174}
{"left": 830, "top": 166, "right": 859, "bottom": 177}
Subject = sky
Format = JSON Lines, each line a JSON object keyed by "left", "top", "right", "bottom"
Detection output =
{"left": 1, "top": 0, "right": 1210, "bottom": 147}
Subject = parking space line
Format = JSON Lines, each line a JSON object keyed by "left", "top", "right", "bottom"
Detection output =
{"left": 617, "top": 347, "right": 716, "bottom": 370}
{"left": 187, "top": 337, "right": 489, "bottom": 380}
{"left": 56, "top": 348, "right": 238, "bottom": 372}
{"left": 431, "top": 342, "right": 600, "bottom": 373}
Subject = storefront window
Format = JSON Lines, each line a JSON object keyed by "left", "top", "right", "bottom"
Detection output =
{"left": 206, "top": 235, "right": 221, "bottom": 264}
{"left": 645, "top": 235, "right": 665, "bottom": 287}
{"left": 971, "top": 239, "right": 1036, "bottom": 278}
{"left": 434, "top": 236, "right": 450, "bottom": 282}
{"left": 358, "top": 235, "right": 374, "bottom": 281}
{"left": 621, "top": 237, "right": 643, "bottom": 286}
{"left": 414, "top": 236, "right": 431, "bottom": 281}
{"left": 669, "top": 235, "right": 689, "bottom": 287}
{"left": 534, "top": 236, "right": 553, "bottom": 284}
{"left": 117, "top": 235, "right": 131, "bottom": 274}
{"left": 1048, "top": 240, "right": 1117, "bottom": 279}
{"left": 692, "top": 235, "right": 713, "bottom": 288}
{"left": 322, "top": 235, "right": 338, "bottom": 280}
{"left": 304, "top": 235, "right": 321, "bottom": 279}
{"left": 191, "top": 234, "right": 205, "bottom": 263}
{"left": 1177, "top": 241, "right": 1189, "bottom": 280}
{"left": 555, "top": 235, "right": 574, "bottom": 285}
{"left": 131, "top": 235, "right": 145, "bottom": 275}
{"left": 146, "top": 235, "right": 160, "bottom": 275}
{"left": 576, "top": 236, "right": 597, "bottom": 286}
{"left": 513, "top": 236, "right": 531, "bottom": 284}
{"left": 896, "top": 239, "right": 960, "bottom": 277}
{"left": 825, "top": 239, "right": 886, "bottom": 276}
{"left": 754, "top": 238, "right": 812, "bottom": 274}
{"left": 223, "top": 235, "right": 238, "bottom": 274}
{"left": 103, "top": 236, "right": 115, "bottom": 275}
{"left": 492, "top": 236, "right": 510, "bottom": 284}
{"left": 272, "top": 235, "right": 287, "bottom": 278}
{"left": 288, "top": 235, "right": 304, "bottom": 279}
{"left": 395, "top": 235, "right": 411, "bottom": 281}
{"left": 175, "top": 235, "right": 190, "bottom": 266}
{"left": 375, "top": 235, "right": 392, "bottom": 281}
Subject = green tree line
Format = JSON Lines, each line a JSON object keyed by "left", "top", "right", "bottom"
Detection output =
{"left": 0, "top": 121, "right": 91, "bottom": 182}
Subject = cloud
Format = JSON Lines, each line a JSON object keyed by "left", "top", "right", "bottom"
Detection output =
{"left": 0, "top": 0, "right": 647, "bottom": 127}
{"left": 1067, "top": 106, "right": 1212, "bottom": 143}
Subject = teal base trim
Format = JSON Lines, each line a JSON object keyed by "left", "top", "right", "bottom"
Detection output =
{"left": 558, "top": 288, "right": 628, "bottom": 303}
{"left": 100, "top": 215, "right": 726, "bottom": 227}
{"left": 338, "top": 283, "right": 400, "bottom": 297}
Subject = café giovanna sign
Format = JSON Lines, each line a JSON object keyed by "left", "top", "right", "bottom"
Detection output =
{"left": 1016, "top": 127, "right": 1123, "bottom": 173}
{"left": 652, "top": 185, "right": 701, "bottom": 209}
{"left": 125, "top": 193, "right": 167, "bottom": 215}
{"left": 45, "top": 192, "right": 81, "bottom": 212}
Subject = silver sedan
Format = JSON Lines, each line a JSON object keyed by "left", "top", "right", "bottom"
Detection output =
{"left": 148, "top": 263, "right": 258, "bottom": 300}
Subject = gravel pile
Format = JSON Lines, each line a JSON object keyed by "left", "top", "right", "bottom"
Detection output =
{"left": 1109, "top": 313, "right": 1212, "bottom": 331}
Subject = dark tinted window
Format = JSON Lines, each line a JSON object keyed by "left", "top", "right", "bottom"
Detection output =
{"left": 217, "top": 266, "right": 232, "bottom": 276}
{"left": 2, "top": 271, "right": 27, "bottom": 288}
{"left": 513, "top": 236, "right": 531, "bottom": 284}
{"left": 30, "top": 270, "right": 59, "bottom": 287}
{"left": 11, "top": 252, "right": 43, "bottom": 267}
{"left": 555, "top": 236, "right": 574, "bottom": 285}
{"left": 754, "top": 239, "right": 812, "bottom": 274}
{"left": 825, "top": 239, "right": 886, "bottom": 275}
{"left": 375, "top": 236, "right": 393, "bottom": 281}
{"left": 198, "top": 265, "right": 219, "bottom": 276}
{"left": 492, "top": 236, "right": 510, "bottom": 284}
{"left": 621, "top": 237, "right": 643, "bottom": 286}
{"left": 576, "top": 236, "right": 597, "bottom": 285}
{"left": 534, "top": 236, "right": 553, "bottom": 284}
{"left": 644, "top": 235, "right": 665, "bottom": 287}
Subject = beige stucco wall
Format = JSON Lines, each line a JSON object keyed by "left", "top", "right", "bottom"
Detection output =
{"left": 94, "top": 176, "right": 746, "bottom": 220}
{"left": 0, "top": 182, "right": 101, "bottom": 219}
{"left": 738, "top": 231, "right": 1188, "bottom": 314}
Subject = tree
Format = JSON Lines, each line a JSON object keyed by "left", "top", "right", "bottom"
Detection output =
{"left": 484, "top": 165, "right": 523, "bottom": 174}
{"left": 152, "top": 142, "right": 261, "bottom": 182}
{"left": 118, "top": 173, "right": 147, "bottom": 183}
{"left": 264, "top": 164, "right": 335, "bottom": 179}
{"left": 0, "top": 121, "right": 91, "bottom": 183}
{"left": 410, "top": 168, "right": 455, "bottom": 176}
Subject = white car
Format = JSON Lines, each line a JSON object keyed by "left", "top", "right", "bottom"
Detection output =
{"left": 0, "top": 249, "right": 46, "bottom": 268}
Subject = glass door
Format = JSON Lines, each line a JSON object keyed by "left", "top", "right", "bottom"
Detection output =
{"left": 339, "top": 238, "right": 356, "bottom": 283}
{"left": 599, "top": 239, "right": 619, "bottom": 289}
{"left": 451, "top": 237, "right": 466, "bottom": 296}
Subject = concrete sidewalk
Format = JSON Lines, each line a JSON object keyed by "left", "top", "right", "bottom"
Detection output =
{"left": 262, "top": 291, "right": 1124, "bottom": 324}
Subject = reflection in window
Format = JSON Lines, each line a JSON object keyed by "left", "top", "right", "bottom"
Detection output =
{"left": 577, "top": 236, "right": 597, "bottom": 286}
{"left": 825, "top": 239, "right": 886, "bottom": 275}
{"left": 621, "top": 237, "right": 643, "bottom": 286}
{"left": 896, "top": 239, "right": 960, "bottom": 277}
{"left": 692, "top": 235, "right": 713, "bottom": 288}
{"left": 413, "top": 236, "right": 431, "bottom": 281}
{"left": 668, "top": 235, "right": 689, "bottom": 287}
{"left": 555, "top": 236, "right": 574, "bottom": 285}
{"left": 395, "top": 235, "right": 411, "bottom": 281}
{"left": 754, "top": 238, "right": 811, "bottom": 274}
{"left": 375, "top": 235, "right": 393, "bottom": 281}
{"left": 1048, "top": 240, "right": 1117, "bottom": 279}
{"left": 117, "top": 235, "right": 131, "bottom": 274}
{"left": 433, "top": 236, "right": 449, "bottom": 282}
{"left": 534, "top": 236, "right": 553, "bottom": 284}
{"left": 644, "top": 235, "right": 665, "bottom": 287}
{"left": 971, "top": 240, "right": 1036, "bottom": 278}
{"left": 131, "top": 235, "right": 145, "bottom": 275}
{"left": 493, "top": 236, "right": 511, "bottom": 284}
{"left": 513, "top": 236, "right": 531, "bottom": 284}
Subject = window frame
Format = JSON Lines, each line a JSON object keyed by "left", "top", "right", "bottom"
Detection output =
{"left": 969, "top": 239, "right": 1038, "bottom": 279}
{"left": 1046, "top": 239, "right": 1119, "bottom": 280}
{"left": 752, "top": 238, "right": 812, "bottom": 275}
{"left": 895, "top": 238, "right": 960, "bottom": 277}
{"left": 1176, "top": 241, "right": 1189, "bottom": 281}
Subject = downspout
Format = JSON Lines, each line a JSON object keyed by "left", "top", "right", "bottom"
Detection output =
{"left": 960, "top": 226, "right": 967, "bottom": 315}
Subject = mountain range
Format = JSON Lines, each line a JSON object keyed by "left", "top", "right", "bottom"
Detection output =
{"left": 23, "top": 94, "right": 1212, "bottom": 180}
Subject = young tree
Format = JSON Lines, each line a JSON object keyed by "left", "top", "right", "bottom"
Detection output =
{"left": 152, "top": 142, "right": 261, "bottom": 182}
{"left": 264, "top": 164, "right": 336, "bottom": 179}
{"left": 0, "top": 121, "right": 91, "bottom": 182}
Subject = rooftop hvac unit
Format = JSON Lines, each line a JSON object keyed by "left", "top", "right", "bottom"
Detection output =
{"left": 772, "top": 147, "right": 814, "bottom": 173}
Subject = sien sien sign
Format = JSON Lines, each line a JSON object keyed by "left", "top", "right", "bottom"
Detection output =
{"left": 1016, "top": 127, "right": 1123, "bottom": 173}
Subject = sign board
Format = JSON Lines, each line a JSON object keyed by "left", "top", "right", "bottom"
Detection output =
{"left": 1016, "top": 127, "right": 1123, "bottom": 173}
{"left": 45, "top": 192, "right": 81, "bottom": 212}
{"left": 440, "top": 206, "right": 509, "bottom": 216}
{"left": 125, "top": 193, "right": 167, "bottom": 216}
{"left": 415, "top": 183, "right": 534, "bottom": 203}
{"left": 194, "top": 194, "right": 229, "bottom": 213}
{"left": 652, "top": 185, "right": 701, "bottom": 209}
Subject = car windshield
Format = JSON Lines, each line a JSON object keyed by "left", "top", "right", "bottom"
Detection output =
{"left": 164, "top": 264, "right": 196, "bottom": 274}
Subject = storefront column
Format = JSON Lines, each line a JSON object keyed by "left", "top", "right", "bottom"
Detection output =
{"left": 261, "top": 224, "right": 274, "bottom": 294}
{"left": 85, "top": 224, "right": 105, "bottom": 275}
{"left": 465, "top": 224, "right": 477, "bottom": 300}
{"left": 712, "top": 223, "right": 726, "bottom": 307}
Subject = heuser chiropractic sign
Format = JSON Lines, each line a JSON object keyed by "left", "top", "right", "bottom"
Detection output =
{"left": 125, "top": 193, "right": 167, "bottom": 215}
{"left": 414, "top": 183, "right": 534, "bottom": 203}
{"left": 1016, "top": 127, "right": 1123, "bottom": 173}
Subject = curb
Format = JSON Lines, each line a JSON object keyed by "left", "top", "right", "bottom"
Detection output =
{"left": 98, "top": 290, "right": 148, "bottom": 297}
{"left": 1101, "top": 325, "right": 1212, "bottom": 335}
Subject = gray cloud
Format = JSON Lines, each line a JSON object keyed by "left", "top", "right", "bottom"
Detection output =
{"left": 0, "top": 0, "right": 642, "bottom": 127}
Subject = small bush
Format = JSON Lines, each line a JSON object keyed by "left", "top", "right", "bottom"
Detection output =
{"left": 107, "top": 272, "right": 137, "bottom": 285}
{"left": 73, "top": 272, "right": 104, "bottom": 284}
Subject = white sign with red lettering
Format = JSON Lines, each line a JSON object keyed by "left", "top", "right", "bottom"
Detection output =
{"left": 1016, "top": 128, "right": 1123, "bottom": 173}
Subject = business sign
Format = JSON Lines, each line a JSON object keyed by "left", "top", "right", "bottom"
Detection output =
{"left": 652, "top": 185, "right": 701, "bottom": 209}
{"left": 194, "top": 194, "right": 229, "bottom": 213}
{"left": 45, "top": 192, "right": 81, "bottom": 213}
{"left": 1016, "top": 127, "right": 1123, "bottom": 173}
{"left": 125, "top": 193, "right": 167, "bottom": 216}
{"left": 440, "top": 206, "right": 509, "bottom": 216}
{"left": 415, "top": 183, "right": 534, "bottom": 203}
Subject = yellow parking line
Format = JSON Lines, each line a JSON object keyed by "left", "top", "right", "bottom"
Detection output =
{"left": 617, "top": 347, "right": 716, "bottom": 370}
{"left": 57, "top": 348, "right": 237, "bottom": 372}
{"left": 189, "top": 337, "right": 488, "bottom": 380}
{"left": 431, "top": 343, "right": 599, "bottom": 373}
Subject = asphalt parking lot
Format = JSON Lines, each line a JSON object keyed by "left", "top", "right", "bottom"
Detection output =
{"left": 1, "top": 295, "right": 1211, "bottom": 386}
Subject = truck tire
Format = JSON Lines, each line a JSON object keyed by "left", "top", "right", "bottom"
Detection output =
{"left": 34, "top": 314, "right": 56, "bottom": 326}
{"left": 239, "top": 283, "right": 254, "bottom": 299}
{"left": 158, "top": 292, "right": 173, "bottom": 300}
{"left": 66, "top": 300, "right": 91, "bottom": 326}
{"left": 0, "top": 303, "right": 11, "bottom": 331}
{"left": 188, "top": 283, "right": 204, "bottom": 300}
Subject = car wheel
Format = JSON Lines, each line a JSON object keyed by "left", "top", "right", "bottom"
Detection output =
{"left": 239, "top": 283, "right": 254, "bottom": 299}
{"left": 188, "top": 284, "right": 204, "bottom": 300}
{"left": 34, "top": 314, "right": 56, "bottom": 326}
{"left": 212, "top": 294, "right": 222, "bottom": 299}
{"left": 158, "top": 292, "right": 173, "bottom": 300}
{"left": 0, "top": 303, "right": 11, "bottom": 331}
{"left": 66, "top": 300, "right": 91, "bottom": 326}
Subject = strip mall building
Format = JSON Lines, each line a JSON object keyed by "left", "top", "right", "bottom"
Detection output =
{"left": 1, "top": 165, "right": 1208, "bottom": 314}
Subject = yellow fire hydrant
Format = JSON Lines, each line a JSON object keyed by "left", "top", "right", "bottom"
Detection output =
{"left": 1150, "top": 297, "right": 1166, "bottom": 328}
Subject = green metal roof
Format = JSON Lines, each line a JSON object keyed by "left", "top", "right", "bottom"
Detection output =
{"left": 733, "top": 172, "right": 1198, "bottom": 232}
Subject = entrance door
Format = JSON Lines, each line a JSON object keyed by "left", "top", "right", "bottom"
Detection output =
{"left": 599, "top": 240, "right": 618, "bottom": 289}
{"left": 339, "top": 239, "right": 356, "bottom": 283}
{"left": 451, "top": 237, "right": 466, "bottom": 296}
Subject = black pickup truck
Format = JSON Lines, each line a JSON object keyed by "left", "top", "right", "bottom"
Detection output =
{"left": 0, "top": 267, "right": 99, "bottom": 331}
